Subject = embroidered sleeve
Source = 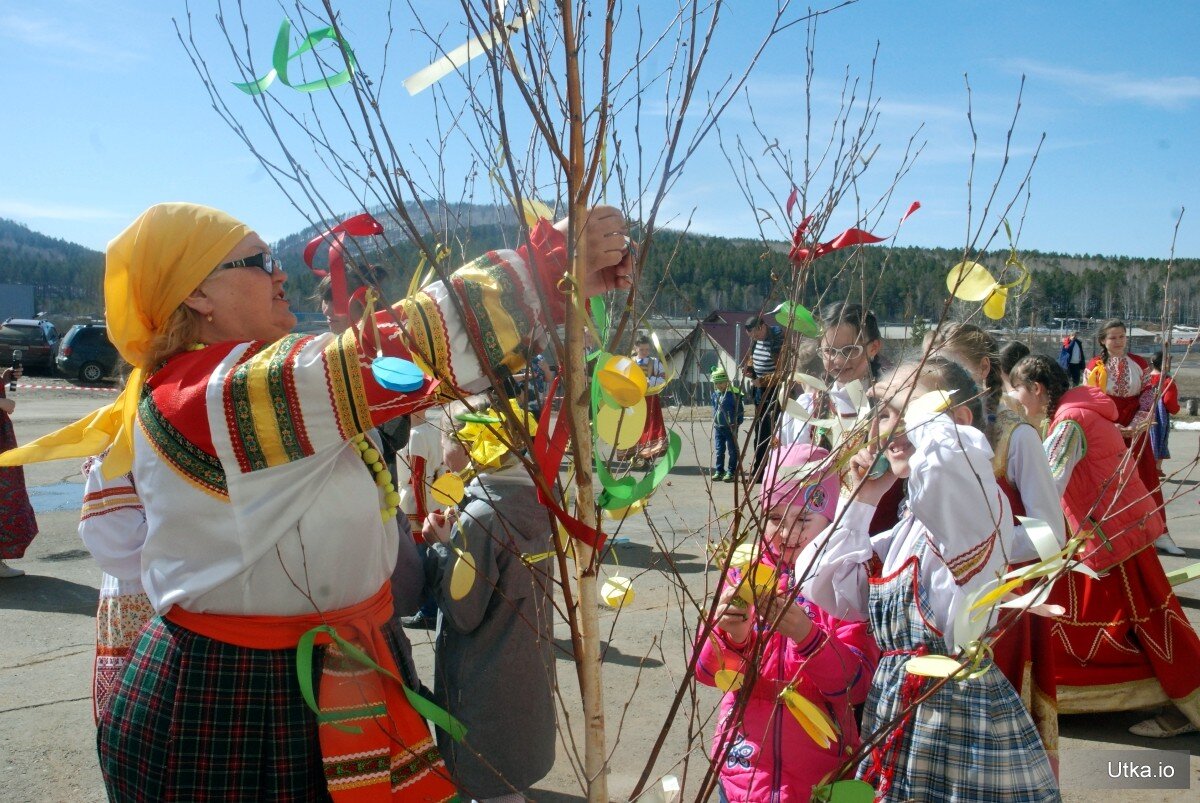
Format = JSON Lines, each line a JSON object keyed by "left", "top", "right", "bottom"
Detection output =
{"left": 78, "top": 456, "right": 146, "bottom": 582}
{"left": 213, "top": 223, "right": 567, "bottom": 472}
{"left": 1044, "top": 419, "right": 1085, "bottom": 496}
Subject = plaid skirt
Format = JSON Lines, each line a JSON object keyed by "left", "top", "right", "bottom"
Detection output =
{"left": 99, "top": 616, "right": 331, "bottom": 801}
{"left": 859, "top": 553, "right": 1059, "bottom": 802}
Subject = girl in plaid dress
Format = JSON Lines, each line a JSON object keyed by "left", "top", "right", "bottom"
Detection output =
{"left": 797, "top": 358, "right": 1059, "bottom": 802}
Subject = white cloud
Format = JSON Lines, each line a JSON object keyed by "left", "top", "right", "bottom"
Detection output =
{"left": 1011, "top": 59, "right": 1200, "bottom": 109}
{"left": 0, "top": 14, "right": 144, "bottom": 67}
{"left": 0, "top": 199, "right": 123, "bottom": 222}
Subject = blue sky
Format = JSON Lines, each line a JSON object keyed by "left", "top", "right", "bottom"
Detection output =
{"left": 1, "top": 0, "right": 1197, "bottom": 259}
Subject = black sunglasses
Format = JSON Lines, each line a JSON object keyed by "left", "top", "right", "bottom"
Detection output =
{"left": 215, "top": 252, "right": 282, "bottom": 276}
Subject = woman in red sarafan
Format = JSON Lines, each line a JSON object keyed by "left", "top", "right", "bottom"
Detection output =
{"left": 1083, "top": 320, "right": 1178, "bottom": 554}
{"left": 0, "top": 365, "right": 38, "bottom": 577}
{"left": 1010, "top": 354, "right": 1200, "bottom": 739}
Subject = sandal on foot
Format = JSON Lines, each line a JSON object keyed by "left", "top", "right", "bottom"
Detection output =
{"left": 1129, "top": 714, "right": 1199, "bottom": 738}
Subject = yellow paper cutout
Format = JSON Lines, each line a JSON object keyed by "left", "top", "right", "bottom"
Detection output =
{"left": 714, "top": 668, "right": 745, "bottom": 693}
{"left": 595, "top": 400, "right": 648, "bottom": 450}
{"left": 780, "top": 686, "right": 837, "bottom": 748}
{"left": 430, "top": 473, "right": 466, "bottom": 507}
{"left": 904, "top": 654, "right": 964, "bottom": 678}
{"left": 598, "top": 355, "right": 648, "bottom": 407}
{"left": 449, "top": 547, "right": 477, "bottom": 600}
{"left": 601, "top": 575, "right": 635, "bottom": 608}
{"left": 403, "top": 0, "right": 540, "bottom": 95}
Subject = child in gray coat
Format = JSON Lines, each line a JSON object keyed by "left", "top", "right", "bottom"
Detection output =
{"left": 423, "top": 400, "right": 556, "bottom": 802}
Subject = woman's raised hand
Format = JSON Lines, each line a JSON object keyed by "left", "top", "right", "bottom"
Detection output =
{"left": 553, "top": 205, "right": 634, "bottom": 296}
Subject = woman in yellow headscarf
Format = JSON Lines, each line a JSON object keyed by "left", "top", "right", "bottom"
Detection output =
{"left": 2, "top": 202, "right": 630, "bottom": 801}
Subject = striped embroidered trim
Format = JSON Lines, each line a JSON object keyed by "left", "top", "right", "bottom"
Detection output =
{"left": 323, "top": 328, "right": 373, "bottom": 440}
{"left": 1047, "top": 419, "right": 1085, "bottom": 479}
{"left": 389, "top": 739, "right": 445, "bottom": 791}
{"left": 224, "top": 338, "right": 314, "bottom": 471}
{"left": 324, "top": 748, "right": 390, "bottom": 789}
{"left": 452, "top": 252, "right": 536, "bottom": 374}
{"left": 221, "top": 342, "right": 270, "bottom": 473}
{"left": 138, "top": 391, "right": 229, "bottom": 499}
{"left": 398, "top": 291, "right": 459, "bottom": 403}
{"left": 944, "top": 529, "right": 998, "bottom": 587}
{"left": 80, "top": 489, "right": 142, "bottom": 521}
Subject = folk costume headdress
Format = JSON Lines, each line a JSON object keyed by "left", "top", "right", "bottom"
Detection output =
{"left": 0, "top": 203, "right": 250, "bottom": 478}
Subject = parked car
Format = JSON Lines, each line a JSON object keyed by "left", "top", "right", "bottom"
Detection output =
{"left": 0, "top": 318, "right": 60, "bottom": 373}
{"left": 56, "top": 323, "right": 119, "bottom": 383}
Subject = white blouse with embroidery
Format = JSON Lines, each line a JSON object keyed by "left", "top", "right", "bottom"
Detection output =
{"left": 796, "top": 414, "right": 1013, "bottom": 651}
{"left": 109, "top": 247, "right": 553, "bottom": 617}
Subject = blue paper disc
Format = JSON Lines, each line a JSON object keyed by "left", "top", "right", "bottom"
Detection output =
{"left": 371, "top": 356, "right": 426, "bottom": 392}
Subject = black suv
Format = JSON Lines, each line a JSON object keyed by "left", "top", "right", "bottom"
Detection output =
{"left": 56, "top": 323, "right": 119, "bottom": 383}
{"left": 0, "top": 318, "right": 60, "bottom": 373}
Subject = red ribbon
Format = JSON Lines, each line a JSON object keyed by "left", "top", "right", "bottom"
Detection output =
{"left": 302, "top": 213, "right": 384, "bottom": 316}
{"left": 532, "top": 376, "right": 607, "bottom": 553}
{"left": 789, "top": 225, "right": 884, "bottom": 264}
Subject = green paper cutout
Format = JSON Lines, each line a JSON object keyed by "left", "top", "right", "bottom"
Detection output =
{"left": 812, "top": 780, "right": 875, "bottom": 803}
{"left": 590, "top": 296, "right": 610, "bottom": 341}
{"left": 296, "top": 624, "right": 466, "bottom": 741}
{"left": 773, "top": 301, "right": 820, "bottom": 337}
{"left": 595, "top": 430, "right": 681, "bottom": 510}
{"left": 456, "top": 411, "right": 502, "bottom": 424}
{"left": 234, "top": 20, "right": 357, "bottom": 95}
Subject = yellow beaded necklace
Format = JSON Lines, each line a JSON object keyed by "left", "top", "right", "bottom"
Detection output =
{"left": 351, "top": 433, "right": 399, "bottom": 521}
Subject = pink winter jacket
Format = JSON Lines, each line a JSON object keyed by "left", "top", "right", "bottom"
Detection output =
{"left": 695, "top": 560, "right": 879, "bottom": 803}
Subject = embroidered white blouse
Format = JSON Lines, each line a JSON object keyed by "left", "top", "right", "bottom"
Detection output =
{"left": 98, "top": 241, "right": 558, "bottom": 617}
{"left": 796, "top": 414, "right": 1014, "bottom": 651}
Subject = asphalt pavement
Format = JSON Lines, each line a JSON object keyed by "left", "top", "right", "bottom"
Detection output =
{"left": 1, "top": 385, "right": 1198, "bottom": 801}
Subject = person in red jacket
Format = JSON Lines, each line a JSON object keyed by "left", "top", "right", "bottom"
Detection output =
{"left": 1084, "top": 320, "right": 1180, "bottom": 555}
{"left": 1009, "top": 355, "right": 1200, "bottom": 738}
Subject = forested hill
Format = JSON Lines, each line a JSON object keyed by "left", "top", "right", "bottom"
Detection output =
{"left": 0, "top": 218, "right": 104, "bottom": 314}
{"left": 5, "top": 211, "right": 1200, "bottom": 325}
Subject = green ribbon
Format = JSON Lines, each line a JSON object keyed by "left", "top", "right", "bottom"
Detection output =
{"left": 296, "top": 624, "right": 466, "bottom": 741}
{"left": 234, "top": 20, "right": 357, "bottom": 95}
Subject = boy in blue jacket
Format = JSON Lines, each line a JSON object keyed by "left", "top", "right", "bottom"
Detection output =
{"left": 710, "top": 367, "right": 743, "bottom": 482}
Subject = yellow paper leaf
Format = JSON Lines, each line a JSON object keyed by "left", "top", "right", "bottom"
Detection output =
{"left": 603, "top": 498, "right": 646, "bottom": 521}
{"left": 969, "top": 577, "right": 1024, "bottom": 614}
{"left": 730, "top": 543, "right": 758, "bottom": 569}
{"left": 735, "top": 563, "right": 777, "bottom": 606}
{"left": 982, "top": 286, "right": 1009, "bottom": 320}
{"left": 595, "top": 400, "right": 648, "bottom": 450}
{"left": 904, "top": 654, "right": 964, "bottom": 678}
{"left": 601, "top": 575, "right": 635, "bottom": 608}
{"left": 780, "top": 687, "right": 836, "bottom": 747}
{"left": 521, "top": 198, "right": 554, "bottom": 227}
{"left": 946, "top": 261, "right": 999, "bottom": 301}
{"left": 714, "top": 669, "right": 744, "bottom": 693}
{"left": 430, "top": 473, "right": 465, "bottom": 507}
{"left": 905, "top": 389, "right": 954, "bottom": 422}
{"left": 449, "top": 548, "right": 477, "bottom": 601}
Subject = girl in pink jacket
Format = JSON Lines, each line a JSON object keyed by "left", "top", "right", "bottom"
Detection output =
{"left": 696, "top": 444, "right": 879, "bottom": 802}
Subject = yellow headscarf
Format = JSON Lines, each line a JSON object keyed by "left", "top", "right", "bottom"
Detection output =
{"left": 0, "top": 203, "right": 250, "bottom": 478}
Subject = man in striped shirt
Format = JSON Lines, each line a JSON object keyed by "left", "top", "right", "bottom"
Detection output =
{"left": 740, "top": 315, "right": 785, "bottom": 482}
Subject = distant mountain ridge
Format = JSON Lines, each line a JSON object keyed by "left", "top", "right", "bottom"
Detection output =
{"left": 4, "top": 208, "right": 1199, "bottom": 325}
